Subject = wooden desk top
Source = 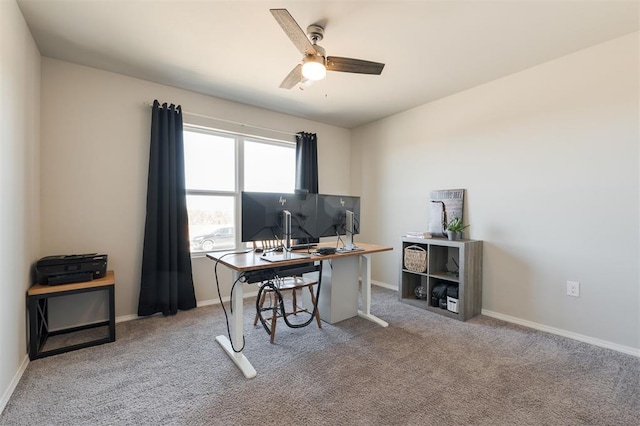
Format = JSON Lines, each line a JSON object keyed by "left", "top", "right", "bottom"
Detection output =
{"left": 27, "top": 270, "right": 115, "bottom": 296}
{"left": 206, "top": 242, "right": 393, "bottom": 273}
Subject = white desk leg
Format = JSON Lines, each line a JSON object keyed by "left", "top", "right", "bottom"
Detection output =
{"left": 215, "top": 271, "right": 257, "bottom": 379}
{"left": 357, "top": 254, "right": 389, "bottom": 327}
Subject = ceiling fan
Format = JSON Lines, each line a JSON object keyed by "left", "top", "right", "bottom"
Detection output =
{"left": 270, "top": 8, "right": 385, "bottom": 89}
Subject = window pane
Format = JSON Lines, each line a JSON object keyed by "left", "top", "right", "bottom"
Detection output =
{"left": 184, "top": 130, "right": 235, "bottom": 191}
{"left": 187, "top": 195, "right": 235, "bottom": 252}
{"left": 244, "top": 140, "right": 295, "bottom": 192}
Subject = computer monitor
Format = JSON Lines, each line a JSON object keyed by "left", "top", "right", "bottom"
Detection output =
{"left": 241, "top": 192, "right": 318, "bottom": 245}
{"left": 316, "top": 194, "right": 361, "bottom": 249}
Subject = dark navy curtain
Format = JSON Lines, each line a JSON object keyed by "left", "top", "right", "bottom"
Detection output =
{"left": 295, "top": 132, "right": 318, "bottom": 194}
{"left": 138, "top": 100, "right": 196, "bottom": 316}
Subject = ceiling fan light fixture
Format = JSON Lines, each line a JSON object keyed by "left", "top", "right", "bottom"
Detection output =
{"left": 302, "top": 56, "right": 326, "bottom": 81}
{"left": 271, "top": 9, "right": 384, "bottom": 89}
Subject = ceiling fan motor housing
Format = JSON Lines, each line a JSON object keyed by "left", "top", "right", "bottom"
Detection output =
{"left": 306, "top": 25, "right": 324, "bottom": 43}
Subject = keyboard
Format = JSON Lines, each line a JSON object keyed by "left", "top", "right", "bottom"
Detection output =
{"left": 291, "top": 243, "right": 318, "bottom": 250}
{"left": 316, "top": 247, "right": 337, "bottom": 255}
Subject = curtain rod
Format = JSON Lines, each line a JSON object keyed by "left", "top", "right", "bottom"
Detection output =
{"left": 143, "top": 102, "right": 297, "bottom": 138}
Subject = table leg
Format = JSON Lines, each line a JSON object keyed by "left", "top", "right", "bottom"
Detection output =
{"left": 357, "top": 254, "right": 389, "bottom": 327}
{"left": 108, "top": 285, "right": 116, "bottom": 342}
{"left": 28, "top": 296, "right": 38, "bottom": 360}
{"left": 215, "top": 271, "right": 257, "bottom": 378}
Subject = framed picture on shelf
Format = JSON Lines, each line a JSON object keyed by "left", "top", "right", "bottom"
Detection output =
{"left": 428, "top": 189, "right": 464, "bottom": 237}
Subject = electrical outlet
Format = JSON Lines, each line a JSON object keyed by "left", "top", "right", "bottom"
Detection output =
{"left": 567, "top": 281, "right": 580, "bottom": 297}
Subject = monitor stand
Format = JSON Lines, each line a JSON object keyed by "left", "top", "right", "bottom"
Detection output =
{"left": 336, "top": 210, "right": 363, "bottom": 253}
{"left": 336, "top": 247, "right": 364, "bottom": 254}
{"left": 261, "top": 210, "right": 311, "bottom": 262}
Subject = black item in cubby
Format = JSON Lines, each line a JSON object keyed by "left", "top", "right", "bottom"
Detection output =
{"left": 432, "top": 283, "right": 448, "bottom": 309}
{"left": 447, "top": 285, "right": 459, "bottom": 299}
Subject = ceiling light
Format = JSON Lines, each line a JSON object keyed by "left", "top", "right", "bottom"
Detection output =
{"left": 302, "top": 56, "right": 326, "bottom": 81}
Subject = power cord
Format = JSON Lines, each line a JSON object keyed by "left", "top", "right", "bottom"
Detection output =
{"left": 214, "top": 250, "right": 251, "bottom": 353}
{"left": 255, "top": 261, "right": 323, "bottom": 337}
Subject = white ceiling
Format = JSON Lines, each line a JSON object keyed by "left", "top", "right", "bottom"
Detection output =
{"left": 16, "top": 0, "right": 640, "bottom": 129}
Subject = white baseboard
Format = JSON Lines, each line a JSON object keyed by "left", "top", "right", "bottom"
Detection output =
{"left": 116, "top": 314, "right": 139, "bottom": 323}
{"left": 0, "top": 355, "right": 28, "bottom": 415}
{"left": 482, "top": 309, "right": 640, "bottom": 358}
{"left": 197, "top": 290, "right": 260, "bottom": 307}
{"left": 114, "top": 290, "right": 262, "bottom": 323}
{"left": 370, "top": 283, "right": 639, "bottom": 358}
{"left": 372, "top": 280, "right": 397, "bottom": 291}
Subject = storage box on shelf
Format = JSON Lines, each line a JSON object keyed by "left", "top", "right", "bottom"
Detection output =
{"left": 399, "top": 237, "right": 482, "bottom": 321}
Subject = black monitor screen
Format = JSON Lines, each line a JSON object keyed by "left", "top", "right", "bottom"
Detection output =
{"left": 316, "top": 194, "right": 360, "bottom": 238}
{"left": 241, "top": 192, "right": 317, "bottom": 242}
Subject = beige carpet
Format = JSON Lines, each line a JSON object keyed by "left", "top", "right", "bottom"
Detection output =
{"left": 1, "top": 286, "right": 638, "bottom": 425}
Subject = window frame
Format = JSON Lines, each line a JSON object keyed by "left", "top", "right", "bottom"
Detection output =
{"left": 183, "top": 124, "right": 296, "bottom": 257}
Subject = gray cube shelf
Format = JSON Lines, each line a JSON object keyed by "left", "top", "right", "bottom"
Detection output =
{"left": 399, "top": 237, "right": 482, "bottom": 321}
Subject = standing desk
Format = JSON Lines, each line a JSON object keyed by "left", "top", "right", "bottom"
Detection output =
{"left": 206, "top": 243, "right": 392, "bottom": 378}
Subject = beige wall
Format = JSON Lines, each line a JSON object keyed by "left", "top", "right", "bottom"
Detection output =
{"left": 0, "top": 0, "right": 41, "bottom": 412}
{"left": 39, "top": 58, "right": 352, "bottom": 327}
{"left": 353, "top": 33, "right": 640, "bottom": 352}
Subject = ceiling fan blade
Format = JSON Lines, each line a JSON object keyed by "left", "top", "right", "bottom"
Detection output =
{"left": 326, "top": 57, "right": 385, "bottom": 75}
{"left": 270, "top": 9, "right": 318, "bottom": 56}
{"left": 280, "top": 64, "right": 303, "bottom": 89}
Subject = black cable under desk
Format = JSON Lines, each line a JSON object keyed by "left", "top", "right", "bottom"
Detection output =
{"left": 206, "top": 243, "right": 392, "bottom": 378}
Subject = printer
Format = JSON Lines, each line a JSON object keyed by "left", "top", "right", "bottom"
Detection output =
{"left": 35, "top": 253, "right": 108, "bottom": 285}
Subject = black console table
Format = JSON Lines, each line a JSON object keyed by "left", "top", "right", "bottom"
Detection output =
{"left": 27, "top": 270, "right": 115, "bottom": 360}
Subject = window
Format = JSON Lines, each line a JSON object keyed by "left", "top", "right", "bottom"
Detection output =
{"left": 183, "top": 126, "right": 296, "bottom": 254}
